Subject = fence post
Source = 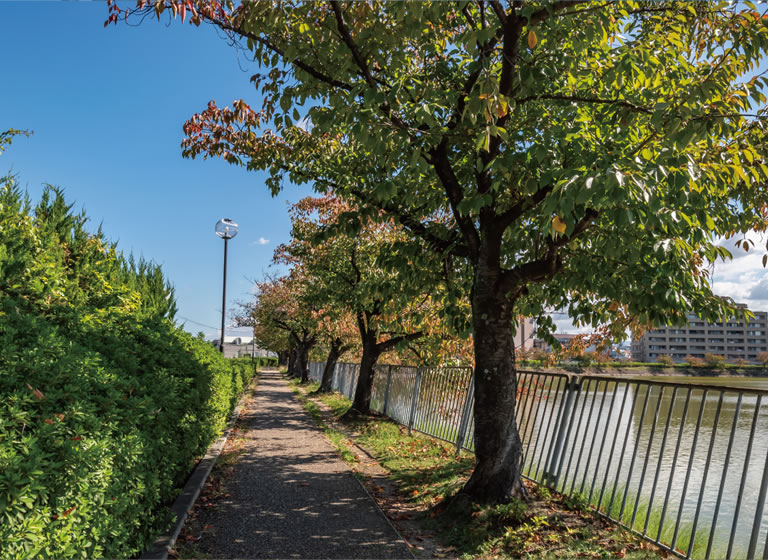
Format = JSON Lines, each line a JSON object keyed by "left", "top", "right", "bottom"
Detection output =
{"left": 383, "top": 365, "right": 393, "bottom": 416}
{"left": 455, "top": 375, "right": 475, "bottom": 456}
{"left": 542, "top": 376, "right": 579, "bottom": 487}
{"left": 408, "top": 369, "right": 423, "bottom": 434}
{"left": 748, "top": 445, "right": 768, "bottom": 560}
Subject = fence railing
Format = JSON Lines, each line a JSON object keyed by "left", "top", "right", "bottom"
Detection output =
{"left": 309, "top": 361, "right": 768, "bottom": 560}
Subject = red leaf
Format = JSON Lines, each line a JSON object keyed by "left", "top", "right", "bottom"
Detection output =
{"left": 71, "top": 436, "right": 82, "bottom": 441}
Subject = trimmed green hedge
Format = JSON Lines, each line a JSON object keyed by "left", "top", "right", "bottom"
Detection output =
{"left": 253, "top": 356, "right": 278, "bottom": 368}
{"left": 0, "top": 180, "right": 255, "bottom": 558}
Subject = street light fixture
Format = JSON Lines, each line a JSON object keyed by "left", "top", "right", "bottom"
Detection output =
{"left": 215, "top": 218, "right": 238, "bottom": 354}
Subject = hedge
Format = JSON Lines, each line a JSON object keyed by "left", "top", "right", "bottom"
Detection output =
{"left": 253, "top": 356, "right": 278, "bottom": 368}
{"left": 0, "top": 179, "right": 256, "bottom": 558}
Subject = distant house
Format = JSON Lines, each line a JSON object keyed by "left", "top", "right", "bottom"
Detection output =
{"left": 212, "top": 336, "right": 277, "bottom": 359}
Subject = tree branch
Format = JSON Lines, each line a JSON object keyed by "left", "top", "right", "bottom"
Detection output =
{"left": 430, "top": 140, "right": 481, "bottom": 259}
{"left": 329, "top": 1, "right": 376, "bottom": 88}
{"left": 528, "top": 0, "right": 582, "bottom": 26}
{"left": 515, "top": 94, "right": 653, "bottom": 114}
{"left": 356, "top": 310, "right": 368, "bottom": 340}
{"left": 346, "top": 185, "right": 470, "bottom": 258}
{"left": 376, "top": 331, "right": 424, "bottom": 353}
{"left": 215, "top": 16, "right": 354, "bottom": 92}
{"left": 497, "top": 186, "right": 554, "bottom": 231}
{"left": 500, "top": 209, "right": 599, "bottom": 292}
{"left": 489, "top": 0, "right": 508, "bottom": 25}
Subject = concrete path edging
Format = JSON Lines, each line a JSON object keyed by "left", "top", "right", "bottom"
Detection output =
{"left": 139, "top": 371, "right": 262, "bottom": 560}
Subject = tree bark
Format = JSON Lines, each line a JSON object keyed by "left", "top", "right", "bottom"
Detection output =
{"left": 458, "top": 261, "right": 525, "bottom": 504}
{"left": 298, "top": 342, "right": 311, "bottom": 383}
{"left": 348, "top": 330, "right": 381, "bottom": 416}
{"left": 318, "top": 337, "right": 344, "bottom": 393}
{"left": 287, "top": 348, "right": 298, "bottom": 377}
{"left": 278, "top": 350, "right": 289, "bottom": 367}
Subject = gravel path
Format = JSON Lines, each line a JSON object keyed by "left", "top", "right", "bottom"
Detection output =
{"left": 189, "top": 370, "right": 413, "bottom": 559}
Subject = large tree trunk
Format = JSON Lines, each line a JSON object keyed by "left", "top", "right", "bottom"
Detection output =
{"left": 318, "top": 338, "right": 344, "bottom": 393}
{"left": 459, "top": 266, "right": 525, "bottom": 504}
{"left": 348, "top": 331, "right": 380, "bottom": 416}
{"left": 287, "top": 348, "right": 298, "bottom": 377}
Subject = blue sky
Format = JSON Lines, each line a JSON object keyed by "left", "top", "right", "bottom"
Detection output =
{"left": 1, "top": 1, "right": 311, "bottom": 338}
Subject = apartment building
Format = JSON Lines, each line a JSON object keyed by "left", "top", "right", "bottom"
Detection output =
{"left": 631, "top": 306, "right": 768, "bottom": 363}
{"left": 514, "top": 317, "right": 536, "bottom": 350}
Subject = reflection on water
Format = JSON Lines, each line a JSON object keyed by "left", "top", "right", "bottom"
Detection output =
{"left": 517, "top": 375, "right": 768, "bottom": 559}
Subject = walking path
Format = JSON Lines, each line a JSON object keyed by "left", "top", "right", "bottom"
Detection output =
{"left": 187, "top": 370, "right": 413, "bottom": 559}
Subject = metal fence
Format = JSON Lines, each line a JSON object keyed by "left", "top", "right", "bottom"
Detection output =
{"left": 308, "top": 362, "right": 768, "bottom": 560}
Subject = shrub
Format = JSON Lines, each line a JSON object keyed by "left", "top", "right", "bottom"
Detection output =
{"left": 684, "top": 355, "right": 705, "bottom": 367}
{"left": 574, "top": 353, "right": 594, "bottom": 367}
{"left": 656, "top": 354, "right": 675, "bottom": 366}
{"left": 0, "top": 179, "right": 255, "bottom": 558}
{"left": 757, "top": 352, "right": 768, "bottom": 366}
{"left": 704, "top": 353, "right": 727, "bottom": 369}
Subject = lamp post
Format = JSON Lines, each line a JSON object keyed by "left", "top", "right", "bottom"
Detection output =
{"left": 215, "top": 218, "right": 238, "bottom": 354}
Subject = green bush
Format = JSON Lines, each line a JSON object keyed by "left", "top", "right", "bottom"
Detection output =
{"left": 656, "top": 354, "right": 675, "bottom": 366}
{"left": 704, "top": 353, "right": 727, "bottom": 369}
{"left": 251, "top": 356, "right": 278, "bottom": 368}
{"left": 0, "top": 179, "right": 255, "bottom": 558}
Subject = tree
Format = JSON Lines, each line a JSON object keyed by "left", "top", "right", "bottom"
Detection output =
{"left": 274, "top": 195, "right": 449, "bottom": 413}
{"left": 111, "top": 1, "right": 768, "bottom": 504}
{"left": 757, "top": 351, "right": 768, "bottom": 366}
{"left": 247, "top": 273, "right": 318, "bottom": 382}
{"left": 314, "top": 312, "right": 357, "bottom": 394}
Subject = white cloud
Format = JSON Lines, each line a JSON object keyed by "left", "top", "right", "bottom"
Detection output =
{"left": 552, "top": 317, "right": 592, "bottom": 335}
{"left": 296, "top": 116, "right": 312, "bottom": 131}
{"left": 710, "top": 231, "right": 768, "bottom": 312}
{"left": 254, "top": 237, "right": 270, "bottom": 246}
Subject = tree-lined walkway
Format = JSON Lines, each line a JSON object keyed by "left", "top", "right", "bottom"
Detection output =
{"left": 185, "top": 369, "right": 412, "bottom": 559}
